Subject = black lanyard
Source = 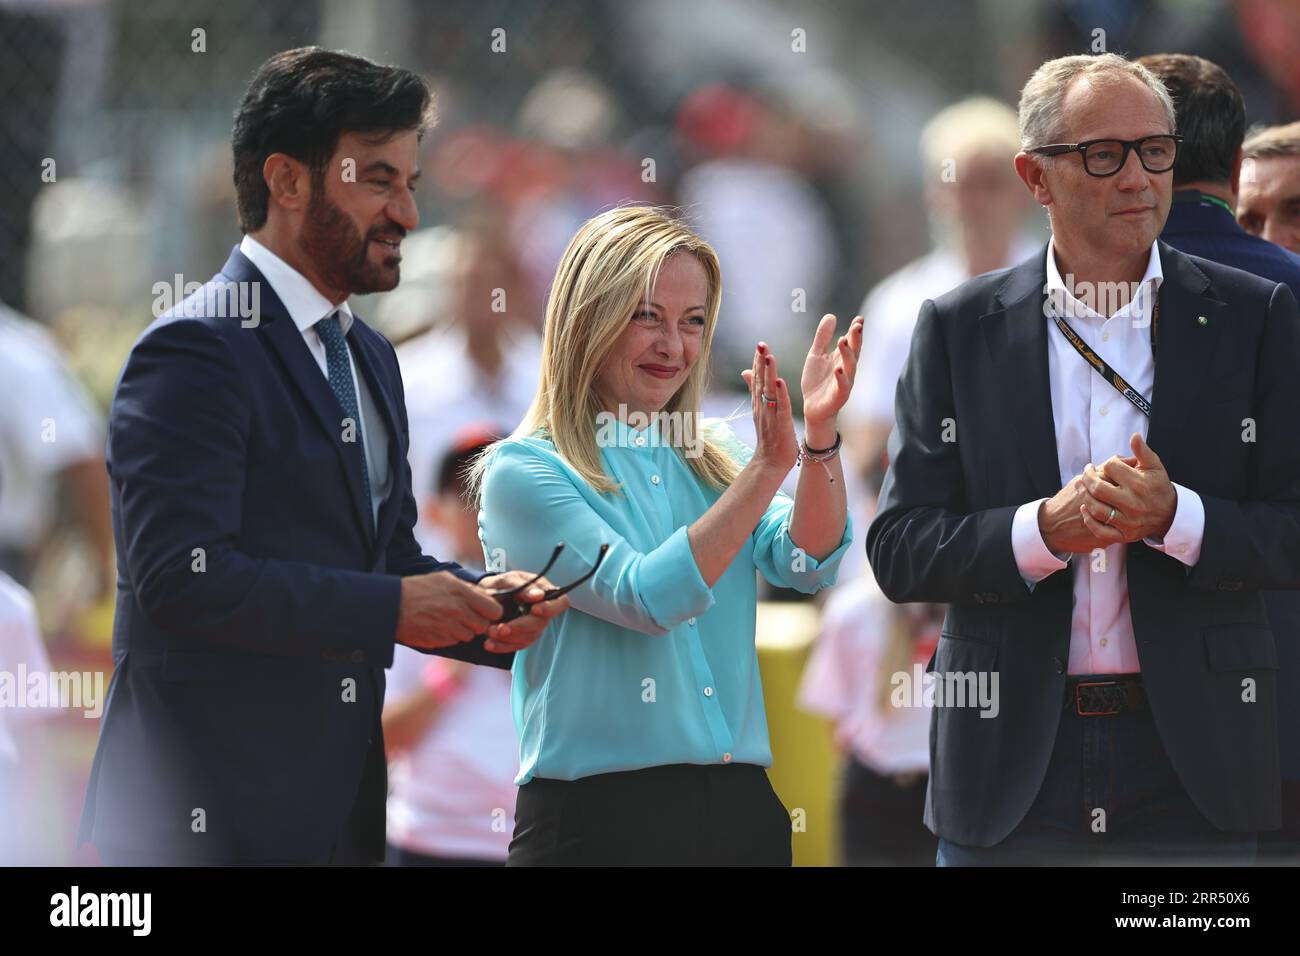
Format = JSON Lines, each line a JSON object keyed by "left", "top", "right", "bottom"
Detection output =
{"left": 1048, "top": 291, "right": 1159, "bottom": 418}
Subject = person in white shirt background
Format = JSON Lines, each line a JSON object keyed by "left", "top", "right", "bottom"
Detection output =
{"left": 676, "top": 83, "right": 840, "bottom": 399}
{"left": 0, "top": 303, "right": 113, "bottom": 603}
{"left": 382, "top": 428, "right": 518, "bottom": 867}
{"left": 392, "top": 218, "right": 542, "bottom": 558}
{"left": 843, "top": 97, "right": 1042, "bottom": 485}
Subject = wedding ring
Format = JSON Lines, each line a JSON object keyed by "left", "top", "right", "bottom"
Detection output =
{"left": 1104, "top": 506, "right": 1117, "bottom": 525}
{"left": 761, "top": 393, "right": 777, "bottom": 408}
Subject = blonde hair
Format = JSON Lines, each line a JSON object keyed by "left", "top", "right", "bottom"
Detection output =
{"left": 468, "top": 206, "right": 742, "bottom": 497}
{"left": 920, "top": 96, "right": 1020, "bottom": 174}
{"left": 1018, "top": 53, "right": 1176, "bottom": 164}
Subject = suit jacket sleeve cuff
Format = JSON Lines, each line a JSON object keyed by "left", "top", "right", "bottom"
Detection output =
{"left": 1142, "top": 482, "right": 1204, "bottom": 568}
{"left": 1012, "top": 498, "right": 1070, "bottom": 591}
{"left": 452, "top": 564, "right": 490, "bottom": 585}
{"left": 415, "top": 635, "right": 514, "bottom": 670}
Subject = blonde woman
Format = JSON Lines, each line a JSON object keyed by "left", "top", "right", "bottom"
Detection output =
{"left": 473, "top": 206, "right": 863, "bottom": 865}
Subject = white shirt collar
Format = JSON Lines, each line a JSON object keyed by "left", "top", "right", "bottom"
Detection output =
{"left": 1045, "top": 236, "right": 1162, "bottom": 321}
{"left": 239, "top": 234, "right": 354, "bottom": 334}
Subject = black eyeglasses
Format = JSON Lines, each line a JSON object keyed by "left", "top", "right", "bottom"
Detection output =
{"left": 1031, "top": 134, "right": 1182, "bottom": 177}
{"left": 483, "top": 542, "right": 609, "bottom": 624}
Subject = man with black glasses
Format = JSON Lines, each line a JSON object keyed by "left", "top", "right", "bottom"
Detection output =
{"left": 868, "top": 53, "right": 1300, "bottom": 865}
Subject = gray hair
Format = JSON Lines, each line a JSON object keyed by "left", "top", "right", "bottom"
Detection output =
{"left": 1243, "top": 121, "right": 1300, "bottom": 160}
{"left": 1018, "top": 54, "right": 1177, "bottom": 167}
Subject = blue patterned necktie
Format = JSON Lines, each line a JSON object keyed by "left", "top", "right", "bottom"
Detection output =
{"left": 315, "top": 312, "right": 374, "bottom": 534}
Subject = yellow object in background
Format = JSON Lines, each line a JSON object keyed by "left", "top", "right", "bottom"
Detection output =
{"left": 75, "top": 592, "right": 116, "bottom": 649}
{"left": 756, "top": 601, "right": 838, "bottom": 867}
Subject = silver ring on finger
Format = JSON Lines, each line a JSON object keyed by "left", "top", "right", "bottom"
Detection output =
{"left": 1104, "top": 506, "right": 1117, "bottom": 526}
{"left": 761, "top": 393, "right": 777, "bottom": 408}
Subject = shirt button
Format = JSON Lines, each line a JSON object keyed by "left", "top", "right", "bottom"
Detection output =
{"left": 722, "top": 753, "right": 732, "bottom": 763}
{"left": 687, "top": 617, "right": 696, "bottom": 626}
{"left": 703, "top": 686, "right": 713, "bottom": 697}
{"left": 1099, "top": 405, "right": 1109, "bottom": 417}
{"left": 650, "top": 474, "right": 661, "bottom": 485}
{"left": 1102, "top": 331, "right": 1110, "bottom": 342}
{"left": 1099, "top": 637, "right": 1109, "bottom": 647}
{"left": 1176, "top": 545, "right": 1186, "bottom": 555}
{"left": 634, "top": 436, "right": 645, "bottom": 447}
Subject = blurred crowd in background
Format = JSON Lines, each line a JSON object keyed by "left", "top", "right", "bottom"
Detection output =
{"left": 2, "top": 0, "right": 1299, "bottom": 865}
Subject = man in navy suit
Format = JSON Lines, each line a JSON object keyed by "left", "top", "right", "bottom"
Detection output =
{"left": 1140, "top": 52, "right": 1300, "bottom": 861}
{"left": 868, "top": 53, "right": 1300, "bottom": 864}
{"left": 79, "top": 47, "right": 569, "bottom": 865}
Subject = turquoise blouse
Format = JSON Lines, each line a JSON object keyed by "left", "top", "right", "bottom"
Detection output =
{"left": 478, "top": 417, "right": 852, "bottom": 784}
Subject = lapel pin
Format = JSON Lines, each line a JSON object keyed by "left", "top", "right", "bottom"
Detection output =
{"left": 1197, "top": 315, "right": 1208, "bottom": 325}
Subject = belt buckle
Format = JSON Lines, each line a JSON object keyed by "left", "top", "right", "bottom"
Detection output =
{"left": 1075, "top": 680, "right": 1121, "bottom": 716}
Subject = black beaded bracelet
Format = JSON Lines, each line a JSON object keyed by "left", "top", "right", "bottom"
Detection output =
{"left": 801, "top": 431, "right": 842, "bottom": 456}
{"left": 797, "top": 430, "right": 843, "bottom": 483}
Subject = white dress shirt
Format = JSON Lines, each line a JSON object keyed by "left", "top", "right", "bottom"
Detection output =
{"left": 1011, "top": 239, "right": 1205, "bottom": 675}
{"left": 239, "top": 235, "right": 392, "bottom": 528}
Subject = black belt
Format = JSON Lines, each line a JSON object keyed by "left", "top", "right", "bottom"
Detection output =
{"left": 1063, "top": 674, "right": 1147, "bottom": 716}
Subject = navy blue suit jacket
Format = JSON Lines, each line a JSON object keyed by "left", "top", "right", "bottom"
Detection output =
{"left": 867, "top": 240, "right": 1300, "bottom": 845}
{"left": 1163, "top": 190, "right": 1300, "bottom": 782}
{"left": 79, "top": 247, "right": 510, "bottom": 864}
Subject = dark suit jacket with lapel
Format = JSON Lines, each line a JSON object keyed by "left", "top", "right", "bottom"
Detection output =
{"left": 866, "top": 239, "right": 1300, "bottom": 847}
{"left": 1162, "top": 191, "right": 1300, "bottom": 784}
{"left": 79, "top": 246, "right": 511, "bottom": 864}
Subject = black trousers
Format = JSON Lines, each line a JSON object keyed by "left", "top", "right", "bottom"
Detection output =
{"left": 508, "top": 763, "right": 792, "bottom": 866}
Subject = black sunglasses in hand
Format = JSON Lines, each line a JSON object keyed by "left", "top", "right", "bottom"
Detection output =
{"left": 483, "top": 542, "right": 609, "bottom": 624}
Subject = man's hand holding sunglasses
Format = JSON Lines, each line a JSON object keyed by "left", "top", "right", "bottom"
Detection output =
{"left": 394, "top": 569, "right": 569, "bottom": 655}
{"left": 475, "top": 544, "right": 607, "bottom": 652}
{"left": 397, "top": 543, "right": 602, "bottom": 654}
{"left": 476, "top": 571, "right": 571, "bottom": 653}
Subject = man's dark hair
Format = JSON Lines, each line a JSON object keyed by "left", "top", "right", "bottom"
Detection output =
{"left": 231, "top": 46, "right": 434, "bottom": 233}
{"left": 1137, "top": 53, "right": 1245, "bottom": 187}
